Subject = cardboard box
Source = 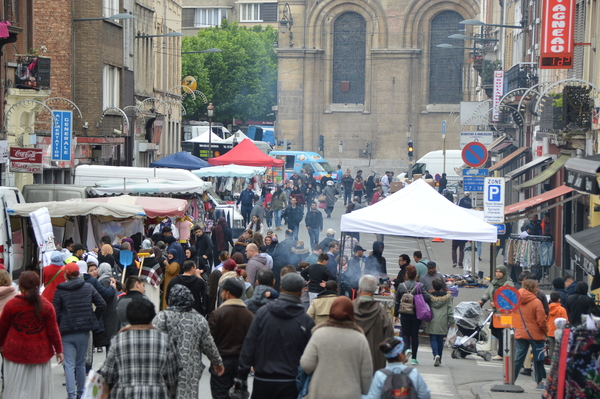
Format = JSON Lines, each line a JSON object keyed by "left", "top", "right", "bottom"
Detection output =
{"left": 413, "top": 174, "right": 422, "bottom": 180}
{"left": 424, "top": 178, "right": 436, "bottom": 188}
{"left": 390, "top": 182, "right": 403, "bottom": 193}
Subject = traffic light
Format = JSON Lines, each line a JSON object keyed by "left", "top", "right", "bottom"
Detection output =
{"left": 366, "top": 141, "right": 372, "bottom": 154}
{"left": 408, "top": 140, "right": 414, "bottom": 157}
{"left": 287, "top": 140, "right": 292, "bottom": 150}
{"left": 318, "top": 135, "right": 324, "bottom": 152}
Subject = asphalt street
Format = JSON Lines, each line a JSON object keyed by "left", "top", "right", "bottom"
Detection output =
{"left": 50, "top": 195, "right": 544, "bottom": 399}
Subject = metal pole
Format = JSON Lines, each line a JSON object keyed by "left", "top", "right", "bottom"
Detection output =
{"left": 208, "top": 117, "right": 212, "bottom": 157}
{"left": 443, "top": 136, "right": 446, "bottom": 174}
{"left": 491, "top": 328, "right": 524, "bottom": 392}
{"left": 490, "top": 242, "right": 495, "bottom": 281}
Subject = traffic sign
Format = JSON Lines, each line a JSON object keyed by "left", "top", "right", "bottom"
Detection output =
{"left": 463, "top": 176, "right": 485, "bottom": 192}
{"left": 494, "top": 286, "right": 521, "bottom": 314}
{"left": 462, "top": 168, "right": 489, "bottom": 176}
{"left": 459, "top": 131, "right": 494, "bottom": 149}
{"left": 442, "top": 120, "right": 447, "bottom": 135}
{"left": 493, "top": 224, "right": 506, "bottom": 235}
{"left": 484, "top": 177, "right": 505, "bottom": 223}
{"left": 462, "top": 142, "right": 488, "bottom": 168}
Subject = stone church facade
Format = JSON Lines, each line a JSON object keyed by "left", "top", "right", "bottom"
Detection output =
{"left": 276, "top": 0, "right": 481, "bottom": 171}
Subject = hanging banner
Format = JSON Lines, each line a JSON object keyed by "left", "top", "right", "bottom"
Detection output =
{"left": 540, "top": 0, "right": 575, "bottom": 69}
{"left": 52, "top": 110, "right": 72, "bottom": 161}
{"left": 491, "top": 71, "right": 504, "bottom": 122}
{"left": 10, "top": 147, "right": 43, "bottom": 173}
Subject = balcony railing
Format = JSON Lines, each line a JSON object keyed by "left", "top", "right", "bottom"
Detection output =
{"left": 14, "top": 55, "right": 51, "bottom": 90}
{"left": 506, "top": 62, "right": 538, "bottom": 91}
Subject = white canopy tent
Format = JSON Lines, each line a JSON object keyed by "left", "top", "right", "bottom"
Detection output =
{"left": 192, "top": 164, "right": 266, "bottom": 178}
{"left": 186, "top": 131, "right": 226, "bottom": 143}
{"left": 340, "top": 179, "right": 498, "bottom": 242}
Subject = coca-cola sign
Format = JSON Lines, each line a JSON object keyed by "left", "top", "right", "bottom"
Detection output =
{"left": 10, "top": 147, "right": 43, "bottom": 173}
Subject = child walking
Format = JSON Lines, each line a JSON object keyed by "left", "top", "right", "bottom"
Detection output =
{"left": 428, "top": 278, "right": 455, "bottom": 367}
{"left": 547, "top": 291, "right": 568, "bottom": 360}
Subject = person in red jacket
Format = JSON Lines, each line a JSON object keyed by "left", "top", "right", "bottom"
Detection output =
{"left": 513, "top": 279, "right": 548, "bottom": 390}
{"left": 41, "top": 251, "right": 68, "bottom": 302}
{"left": 0, "top": 271, "right": 64, "bottom": 399}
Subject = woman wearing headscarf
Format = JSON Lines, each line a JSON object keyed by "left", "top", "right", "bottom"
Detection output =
{"left": 364, "top": 241, "right": 386, "bottom": 276}
{"left": 264, "top": 236, "right": 277, "bottom": 255}
{"left": 217, "top": 259, "right": 247, "bottom": 306}
{"left": 304, "top": 182, "right": 317, "bottom": 205}
{"left": 153, "top": 285, "right": 224, "bottom": 399}
{"left": 231, "top": 236, "right": 248, "bottom": 263}
{"left": 162, "top": 249, "right": 181, "bottom": 310}
{"left": 478, "top": 265, "right": 514, "bottom": 360}
{"left": 141, "top": 238, "right": 153, "bottom": 251}
{"left": 300, "top": 296, "right": 372, "bottom": 399}
{"left": 98, "top": 244, "right": 116, "bottom": 268}
{"left": 94, "top": 263, "right": 120, "bottom": 352}
{"left": 566, "top": 281, "right": 597, "bottom": 326}
{"left": 212, "top": 217, "right": 234, "bottom": 261}
{"left": 290, "top": 184, "right": 306, "bottom": 206}
{"left": 365, "top": 337, "right": 431, "bottom": 399}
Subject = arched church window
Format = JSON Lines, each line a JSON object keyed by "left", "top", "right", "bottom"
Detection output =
{"left": 333, "top": 12, "right": 366, "bottom": 104}
{"left": 429, "top": 11, "right": 464, "bottom": 104}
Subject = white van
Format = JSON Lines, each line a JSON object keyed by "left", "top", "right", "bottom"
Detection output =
{"left": 74, "top": 165, "right": 204, "bottom": 187}
{"left": 0, "top": 187, "right": 26, "bottom": 275}
{"left": 412, "top": 150, "right": 464, "bottom": 178}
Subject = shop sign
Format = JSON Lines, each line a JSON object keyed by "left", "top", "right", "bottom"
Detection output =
{"left": 540, "top": 0, "right": 575, "bottom": 69}
{"left": 492, "top": 71, "right": 504, "bottom": 122}
{"left": 10, "top": 147, "right": 43, "bottom": 173}
{"left": 566, "top": 169, "right": 600, "bottom": 195}
{"left": 572, "top": 251, "right": 596, "bottom": 276}
{"left": 52, "top": 110, "right": 72, "bottom": 161}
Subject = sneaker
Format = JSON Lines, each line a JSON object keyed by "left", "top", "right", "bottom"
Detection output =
{"left": 536, "top": 383, "right": 545, "bottom": 390}
{"left": 492, "top": 355, "right": 503, "bottom": 360}
{"left": 97, "top": 347, "right": 103, "bottom": 353}
{"left": 452, "top": 263, "right": 457, "bottom": 268}
{"left": 434, "top": 355, "right": 441, "bottom": 367}
{"left": 411, "top": 359, "right": 419, "bottom": 365}
{"left": 520, "top": 368, "right": 532, "bottom": 376}
{"left": 405, "top": 349, "right": 412, "bottom": 362}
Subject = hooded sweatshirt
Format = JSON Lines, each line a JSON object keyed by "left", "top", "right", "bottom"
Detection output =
{"left": 353, "top": 296, "right": 394, "bottom": 372}
{"left": 245, "top": 285, "right": 279, "bottom": 314}
{"left": 547, "top": 302, "right": 568, "bottom": 337}
{"left": 238, "top": 293, "right": 315, "bottom": 380}
{"left": 515, "top": 289, "right": 547, "bottom": 341}
{"left": 428, "top": 291, "right": 455, "bottom": 335}
{"left": 364, "top": 241, "right": 386, "bottom": 276}
{"left": 566, "top": 282, "right": 596, "bottom": 326}
{"left": 246, "top": 254, "right": 269, "bottom": 288}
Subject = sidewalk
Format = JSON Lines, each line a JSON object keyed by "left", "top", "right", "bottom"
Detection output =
{"left": 472, "top": 380, "right": 544, "bottom": 399}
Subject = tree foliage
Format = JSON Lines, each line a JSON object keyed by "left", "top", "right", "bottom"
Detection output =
{"left": 182, "top": 21, "right": 278, "bottom": 124}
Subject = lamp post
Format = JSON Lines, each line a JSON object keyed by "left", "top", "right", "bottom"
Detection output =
{"left": 207, "top": 103, "right": 215, "bottom": 157}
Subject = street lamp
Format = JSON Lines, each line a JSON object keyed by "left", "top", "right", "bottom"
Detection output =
{"left": 207, "top": 103, "right": 215, "bottom": 157}
{"left": 181, "top": 48, "right": 222, "bottom": 55}
{"left": 73, "top": 13, "right": 134, "bottom": 22}
{"left": 448, "top": 34, "right": 498, "bottom": 42}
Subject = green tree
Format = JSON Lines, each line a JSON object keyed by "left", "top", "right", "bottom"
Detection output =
{"left": 182, "top": 21, "right": 278, "bottom": 124}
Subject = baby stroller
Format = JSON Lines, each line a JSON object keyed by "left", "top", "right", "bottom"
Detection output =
{"left": 450, "top": 301, "right": 493, "bottom": 361}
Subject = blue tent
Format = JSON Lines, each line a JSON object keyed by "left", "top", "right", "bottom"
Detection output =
{"left": 150, "top": 151, "right": 212, "bottom": 170}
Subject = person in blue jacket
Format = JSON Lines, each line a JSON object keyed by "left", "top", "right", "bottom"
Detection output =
{"left": 237, "top": 186, "right": 255, "bottom": 225}
{"left": 365, "top": 336, "right": 431, "bottom": 399}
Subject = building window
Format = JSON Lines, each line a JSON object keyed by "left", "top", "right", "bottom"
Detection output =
{"left": 103, "top": 0, "right": 119, "bottom": 18}
{"left": 240, "top": 4, "right": 261, "bottom": 22}
{"left": 195, "top": 8, "right": 228, "bottom": 27}
{"left": 429, "top": 11, "right": 464, "bottom": 104}
{"left": 332, "top": 12, "right": 366, "bottom": 104}
{"left": 103, "top": 65, "right": 120, "bottom": 110}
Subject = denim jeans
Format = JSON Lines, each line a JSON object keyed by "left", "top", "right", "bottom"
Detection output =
{"left": 290, "top": 224, "right": 299, "bottom": 240}
{"left": 241, "top": 206, "right": 252, "bottom": 225}
{"left": 514, "top": 339, "right": 546, "bottom": 384}
{"left": 430, "top": 334, "right": 445, "bottom": 359}
{"left": 308, "top": 228, "right": 320, "bottom": 248}
{"left": 539, "top": 241, "right": 553, "bottom": 266}
{"left": 343, "top": 189, "right": 352, "bottom": 205}
{"left": 274, "top": 209, "right": 283, "bottom": 227}
{"left": 63, "top": 331, "right": 89, "bottom": 399}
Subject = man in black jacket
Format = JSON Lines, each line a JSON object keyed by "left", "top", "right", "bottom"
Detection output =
{"left": 305, "top": 202, "right": 323, "bottom": 249}
{"left": 54, "top": 263, "right": 106, "bottom": 399}
{"left": 116, "top": 276, "right": 148, "bottom": 327}
{"left": 237, "top": 186, "right": 255, "bottom": 225}
{"left": 193, "top": 225, "right": 214, "bottom": 271}
{"left": 166, "top": 260, "right": 208, "bottom": 316}
{"left": 237, "top": 273, "right": 315, "bottom": 399}
{"left": 301, "top": 253, "right": 336, "bottom": 305}
{"left": 286, "top": 196, "right": 304, "bottom": 241}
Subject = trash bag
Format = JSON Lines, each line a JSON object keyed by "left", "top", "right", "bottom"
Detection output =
{"left": 445, "top": 326, "right": 458, "bottom": 348}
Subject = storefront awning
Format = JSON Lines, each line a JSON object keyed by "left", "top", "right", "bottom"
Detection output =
{"left": 489, "top": 147, "right": 529, "bottom": 172}
{"left": 504, "top": 185, "right": 580, "bottom": 220}
{"left": 505, "top": 154, "right": 556, "bottom": 181}
{"left": 565, "top": 225, "right": 600, "bottom": 276}
{"left": 515, "top": 154, "right": 571, "bottom": 190}
{"left": 565, "top": 154, "right": 600, "bottom": 195}
{"left": 490, "top": 142, "right": 514, "bottom": 153}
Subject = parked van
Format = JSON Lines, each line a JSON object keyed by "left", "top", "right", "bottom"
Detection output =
{"left": 269, "top": 151, "right": 335, "bottom": 180}
{"left": 246, "top": 125, "right": 275, "bottom": 146}
{"left": 23, "top": 184, "right": 87, "bottom": 203}
{"left": 183, "top": 123, "right": 231, "bottom": 141}
{"left": 74, "top": 165, "right": 204, "bottom": 187}
{"left": 412, "top": 150, "right": 463, "bottom": 179}
{"left": 0, "top": 187, "right": 25, "bottom": 275}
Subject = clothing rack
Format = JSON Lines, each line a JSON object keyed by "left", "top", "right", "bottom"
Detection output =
{"left": 509, "top": 233, "right": 553, "bottom": 242}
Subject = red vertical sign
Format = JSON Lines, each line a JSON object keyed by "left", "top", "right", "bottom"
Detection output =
{"left": 540, "top": 0, "right": 575, "bottom": 69}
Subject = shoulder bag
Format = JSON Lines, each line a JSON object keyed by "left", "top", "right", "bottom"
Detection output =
{"left": 518, "top": 308, "right": 546, "bottom": 362}
{"left": 414, "top": 283, "right": 433, "bottom": 322}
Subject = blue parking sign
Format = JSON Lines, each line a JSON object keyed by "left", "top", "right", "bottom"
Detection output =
{"left": 487, "top": 185, "right": 502, "bottom": 201}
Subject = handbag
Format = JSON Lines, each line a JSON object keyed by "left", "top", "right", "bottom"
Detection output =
{"left": 296, "top": 365, "right": 312, "bottom": 398}
{"left": 318, "top": 194, "right": 327, "bottom": 202}
{"left": 518, "top": 308, "right": 546, "bottom": 362}
{"left": 81, "top": 369, "right": 110, "bottom": 399}
{"left": 413, "top": 283, "right": 433, "bottom": 322}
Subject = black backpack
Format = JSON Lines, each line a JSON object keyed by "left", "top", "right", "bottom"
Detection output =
{"left": 380, "top": 368, "right": 418, "bottom": 399}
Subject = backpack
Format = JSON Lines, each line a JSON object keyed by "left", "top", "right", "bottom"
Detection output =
{"left": 398, "top": 283, "right": 416, "bottom": 315}
{"left": 380, "top": 368, "right": 418, "bottom": 399}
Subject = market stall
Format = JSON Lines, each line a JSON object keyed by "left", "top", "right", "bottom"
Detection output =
{"left": 207, "top": 138, "right": 284, "bottom": 167}
{"left": 87, "top": 178, "right": 212, "bottom": 196}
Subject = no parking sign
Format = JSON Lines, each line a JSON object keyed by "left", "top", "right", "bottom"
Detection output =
{"left": 493, "top": 286, "right": 521, "bottom": 314}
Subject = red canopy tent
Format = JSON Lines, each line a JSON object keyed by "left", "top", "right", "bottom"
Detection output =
{"left": 207, "top": 139, "right": 284, "bottom": 167}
